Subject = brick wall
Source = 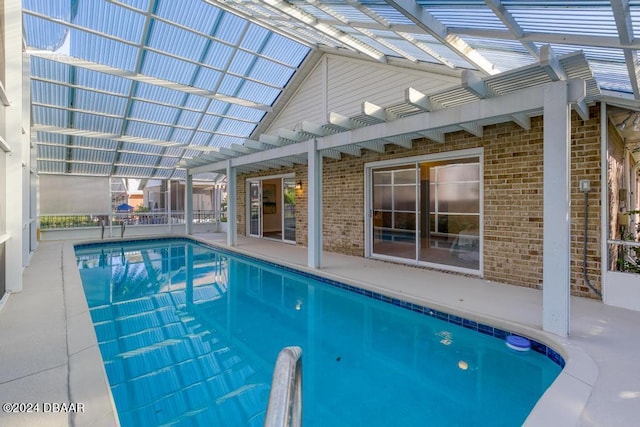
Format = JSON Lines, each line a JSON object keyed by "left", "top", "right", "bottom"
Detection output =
{"left": 237, "top": 106, "right": 603, "bottom": 299}
{"left": 570, "top": 109, "right": 603, "bottom": 297}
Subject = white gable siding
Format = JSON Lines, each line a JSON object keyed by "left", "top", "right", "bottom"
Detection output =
{"left": 267, "top": 55, "right": 460, "bottom": 133}
{"left": 268, "top": 61, "right": 326, "bottom": 131}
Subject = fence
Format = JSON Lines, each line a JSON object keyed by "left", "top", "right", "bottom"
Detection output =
{"left": 40, "top": 210, "right": 224, "bottom": 230}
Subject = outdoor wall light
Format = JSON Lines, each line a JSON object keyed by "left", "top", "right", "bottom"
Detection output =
{"left": 296, "top": 180, "right": 302, "bottom": 190}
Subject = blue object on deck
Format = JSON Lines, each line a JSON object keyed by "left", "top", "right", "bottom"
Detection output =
{"left": 506, "top": 335, "right": 531, "bottom": 351}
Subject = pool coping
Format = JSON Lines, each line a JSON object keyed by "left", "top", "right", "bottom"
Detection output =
{"left": 185, "top": 236, "right": 598, "bottom": 426}
{"left": 63, "top": 240, "right": 121, "bottom": 427}
{"left": 69, "top": 235, "right": 598, "bottom": 426}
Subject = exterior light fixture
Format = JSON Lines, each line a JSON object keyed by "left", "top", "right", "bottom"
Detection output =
{"left": 296, "top": 180, "right": 302, "bottom": 190}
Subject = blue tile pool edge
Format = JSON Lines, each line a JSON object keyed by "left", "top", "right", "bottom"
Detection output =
{"left": 74, "top": 236, "right": 566, "bottom": 369}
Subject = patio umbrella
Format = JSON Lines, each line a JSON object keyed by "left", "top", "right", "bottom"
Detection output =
{"left": 116, "top": 203, "right": 134, "bottom": 212}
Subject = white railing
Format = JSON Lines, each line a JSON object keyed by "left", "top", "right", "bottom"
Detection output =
{"left": 39, "top": 210, "right": 223, "bottom": 229}
{"left": 264, "top": 346, "right": 302, "bottom": 427}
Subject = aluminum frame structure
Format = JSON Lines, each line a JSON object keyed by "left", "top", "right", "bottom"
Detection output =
{"left": 22, "top": 0, "right": 640, "bottom": 181}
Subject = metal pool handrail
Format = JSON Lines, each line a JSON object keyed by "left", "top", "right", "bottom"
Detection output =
{"left": 264, "top": 346, "right": 302, "bottom": 427}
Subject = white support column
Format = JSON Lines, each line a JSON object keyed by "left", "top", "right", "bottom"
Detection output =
{"left": 167, "top": 179, "right": 172, "bottom": 234}
{"left": 226, "top": 160, "right": 237, "bottom": 246}
{"left": 185, "top": 173, "right": 193, "bottom": 235}
{"left": 4, "top": 0, "right": 24, "bottom": 292}
{"left": 185, "top": 243, "right": 194, "bottom": 306}
{"left": 542, "top": 81, "right": 572, "bottom": 338}
{"left": 307, "top": 139, "right": 322, "bottom": 268}
{"left": 23, "top": 53, "right": 33, "bottom": 266}
{"left": 214, "top": 183, "right": 222, "bottom": 226}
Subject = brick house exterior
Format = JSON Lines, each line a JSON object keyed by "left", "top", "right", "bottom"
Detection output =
{"left": 235, "top": 106, "right": 603, "bottom": 299}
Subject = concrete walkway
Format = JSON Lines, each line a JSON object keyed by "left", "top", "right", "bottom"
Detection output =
{"left": 0, "top": 241, "right": 116, "bottom": 427}
{"left": 1, "top": 234, "right": 639, "bottom": 426}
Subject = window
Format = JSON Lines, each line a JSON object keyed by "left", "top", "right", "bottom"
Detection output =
{"left": 422, "top": 159, "right": 480, "bottom": 270}
{"left": 372, "top": 166, "right": 417, "bottom": 260}
{"left": 367, "top": 150, "right": 482, "bottom": 274}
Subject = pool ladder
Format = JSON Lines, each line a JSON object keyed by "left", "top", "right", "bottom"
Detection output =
{"left": 264, "top": 346, "right": 302, "bottom": 427}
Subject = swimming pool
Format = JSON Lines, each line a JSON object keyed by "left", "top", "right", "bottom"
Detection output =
{"left": 75, "top": 238, "right": 562, "bottom": 426}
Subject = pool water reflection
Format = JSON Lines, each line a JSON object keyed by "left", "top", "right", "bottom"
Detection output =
{"left": 76, "top": 238, "right": 561, "bottom": 427}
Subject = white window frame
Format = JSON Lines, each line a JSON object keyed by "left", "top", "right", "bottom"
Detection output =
{"left": 364, "top": 148, "right": 484, "bottom": 276}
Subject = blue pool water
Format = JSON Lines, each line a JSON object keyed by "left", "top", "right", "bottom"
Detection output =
{"left": 75, "top": 238, "right": 562, "bottom": 426}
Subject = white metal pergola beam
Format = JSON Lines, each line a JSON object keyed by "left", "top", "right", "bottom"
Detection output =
{"left": 462, "top": 70, "right": 489, "bottom": 99}
{"left": 33, "top": 102, "right": 190, "bottom": 132}
{"left": 386, "top": 0, "right": 499, "bottom": 75}
{"left": 277, "top": 128, "right": 306, "bottom": 143}
{"left": 396, "top": 31, "right": 456, "bottom": 69}
{"left": 334, "top": 145, "right": 362, "bottom": 157}
{"left": 27, "top": 50, "right": 274, "bottom": 112}
{"left": 362, "top": 101, "right": 388, "bottom": 123}
{"left": 611, "top": 0, "right": 640, "bottom": 99}
{"left": 204, "top": 0, "right": 319, "bottom": 50}
{"left": 30, "top": 77, "right": 263, "bottom": 125}
{"left": 215, "top": 3, "right": 640, "bottom": 52}
{"left": 511, "top": 113, "right": 531, "bottom": 130}
{"left": 417, "top": 129, "right": 445, "bottom": 143}
{"left": 540, "top": 45, "right": 568, "bottom": 82}
{"left": 451, "top": 28, "right": 640, "bottom": 50}
{"left": 459, "top": 122, "right": 484, "bottom": 137}
{"left": 406, "top": 87, "right": 431, "bottom": 111}
{"left": 320, "top": 148, "right": 342, "bottom": 160}
{"left": 33, "top": 124, "right": 187, "bottom": 147}
{"left": 328, "top": 111, "right": 362, "bottom": 130}
{"left": 30, "top": 2, "right": 300, "bottom": 72}
{"left": 255, "top": 0, "right": 387, "bottom": 62}
{"left": 36, "top": 141, "right": 183, "bottom": 157}
{"left": 33, "top": 101, "right": 266, "bottom": 142}
{"left": 24, "top": 10, "right": 285, "bottom": 93}
{"left": 383, "top": 136, "right": 412, "bottom": 149}
{"left": 39, "top": 157, "right": 176, "bottom": 170}
{"left": 259, "top": 133, "right": 287, "bottom": 147}
{"left": 357, "top": 141, "right": 386, "bottom": 153}
{"left": 189, "top": 79, "right": 587, "bottom": 175}
{"left": 484, "top": 0, "right": 539, "bottom": 59}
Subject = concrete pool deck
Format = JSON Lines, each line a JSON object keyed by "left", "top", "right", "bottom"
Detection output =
{"left": 1, "top": 234, "right": 639, "bottom": 426}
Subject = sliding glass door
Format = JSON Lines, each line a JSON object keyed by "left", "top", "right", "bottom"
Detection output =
{"left": 419, "top": 159, "right": 480, "bottom": 270}
{"left": 283, "top": 178, "right": 296, "bottom": 242}
{"left": 367, "top": 151, "right": 482, "bottom": 274}
{"left": 247, "top": 175, "right": 296, "bottom": 243}
{"left": 372, "top": 166, "right": 417, "bottom": 260}
{"left": 249, "top": 181, "right": 261, "bottom": 237}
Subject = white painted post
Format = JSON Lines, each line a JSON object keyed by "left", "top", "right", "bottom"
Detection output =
{"left": 215, "top": 183, "right": 222, "bottom": 227}
{"left": 23, "top": 53, "right": 33, "bottom": 267}
{"left": 4, "top": 0, "right": 24, "bottom": 292}
{"left": 308, "top": 139, "right": 322, "bottom": 268}
{"left": 167, "top": 179, "right": 172, "bottom": 234}
{"left": 226, "top": 160, "right": 237, "bottom": 246}
{"left": 185, "top": 173, "right": 193, "bottom": 235}
{"left": 543, "top": 81, "right": 571, "bottom": 337}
